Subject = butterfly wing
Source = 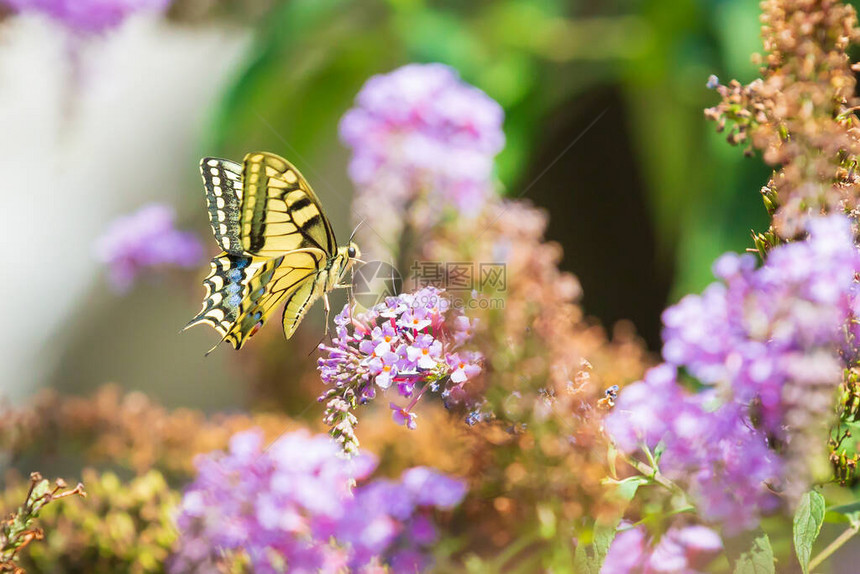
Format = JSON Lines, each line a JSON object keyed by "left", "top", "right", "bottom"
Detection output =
{"left": 184, "top": 252, "right": 266, "bottom": 340}
{"left": 282, "top": 274, "right": 323, "bottom": 340}
{"left": 221, "top": 249, "right": 327, "bottom": 348}
{"left": 240, "top": 152, "right": 337, "bottom": 258}
{"left": 199, "top": 158, "right": 245, "bottom": 255}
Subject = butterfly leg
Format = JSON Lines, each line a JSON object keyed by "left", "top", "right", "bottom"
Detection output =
{"left": 323, "top": 292, "right": 331, "bottom": 338}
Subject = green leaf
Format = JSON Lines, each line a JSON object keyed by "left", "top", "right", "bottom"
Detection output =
{"left": 828, "top": 501, "right": 860, "bottom": 517}
{"left": 612, "top": 476, "right": 648, "bottom": 503}
{"left": 733, "top": 532, "right": 775, "bottom": 574}
{"left": 793, "top": 490, "right": 825, "bottom": 574}
{"left": 573, "top": 476, "right": 648, "bottom": 574}
{"left": 573, "top": 539, "right": 597, "bottom": 574}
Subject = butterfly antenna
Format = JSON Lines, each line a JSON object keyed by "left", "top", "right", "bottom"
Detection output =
{"left": 349, "top": 219, "right": 366, "bottom": 244}
{"left": 390, "top": 259, "right": 400, "bottom": 296}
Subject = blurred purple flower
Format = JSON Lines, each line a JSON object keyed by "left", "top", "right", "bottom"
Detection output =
{"left": 339, "top": 63, "right": 504, "bottom": 250}
{"left": 171, "top": 429, "right": 466, "bottom": 574}
{"left": 601, "top": 524, "right": 722, "bottom": 574}
{"left": 401, "top": 466, "right": 468, "bottom": 509}
{"left": 2, "top": 0, "right": 172, "bottom": 33}
{"left": 606, "top": 367, "right": 781, "bottom": 533}
{"left": 663, "top": 215, "right": 860, "bottom": 437}
{"left": 607, "top": 215, "right": 860, "bottom": 530}
{"left": 318, "top": 286, "right": 481, "bottom": 453}
{"left": 95, "top": 203, "right": 203, "bottom": 292}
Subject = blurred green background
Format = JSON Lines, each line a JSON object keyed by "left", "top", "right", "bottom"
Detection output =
{"left": 0, "top": 0, "right": 773, "bottom": 406}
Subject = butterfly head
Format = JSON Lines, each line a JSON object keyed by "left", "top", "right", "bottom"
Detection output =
{"left": 346, "top": 242, "right": 362, "bottom": 263}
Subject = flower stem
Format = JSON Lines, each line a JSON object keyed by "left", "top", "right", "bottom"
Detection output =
{"left": 809, "top": 519, "right": 860, "bottom": 571}
{"left": 625, "top": 456, "right": 678, "bottom": 493}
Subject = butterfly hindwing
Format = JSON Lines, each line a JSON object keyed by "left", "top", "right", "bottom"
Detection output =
{"left": 282, "top": 275, "right": 321, "bottom": 340}
{"left": 222, "top": 249, "right": 327, "bottom": 349}
{"left": 184, "top": 252, "right": 265, "bottom": 338}
{"left": 240, "top": 152, "right": 337, "bottom": 258}
{"left": 200, "top": 158, "right": 245, "bottom": 255}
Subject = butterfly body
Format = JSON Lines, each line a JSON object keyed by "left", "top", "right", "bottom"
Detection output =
{"left": 185, "top": 152, "right": 360, "bottom": 351}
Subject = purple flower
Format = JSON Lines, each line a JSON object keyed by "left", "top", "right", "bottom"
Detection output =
{"left": 607, "top": 367, "right": 781, "bottom": 533}
{"left": 406, "top": 334, "right": 443, "bottom": 370}
{"left": 339, "top": 64, "right": 505, "bottom": 250}
{"left": 663, "top": 216, "right": 860, "bottom": 438}
{"left": 95, "top": 203, "right": 203, "bottom": 292}
{"left": 318, "top": 286, "right": 482, "bottom": 452}
{"left": 172, "top": 428, "right": 467, "bottom": 573}
{"left": 2, "top": 0, "right": 173, "bottom": 34}
{"left": 608, "top": 215, "right": 860, "bottom": 530}
{"left": 601, "top": 524, "right": 722, "bottom": 574}
{"left": 401, "top": 466, "right": 468, "bottom": 509}
{"left": 391, "top": 402, "right": 418, "bottom": 430}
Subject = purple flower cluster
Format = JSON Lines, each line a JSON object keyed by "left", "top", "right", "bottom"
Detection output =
{"left": 607, "top": 215, "right": 860, "bottom": 531}
{"left": 2, "top": 0, "right": 172, "bottom": 34}
{"left": 318, "top": 286, "right": 481, "bottom": 453}
{"left": 171, "top": 429, "right": 466, "bottom": 574}
{"left": 339, "top": 63, "right": 504, "bottom": 236}
{"left": 606, "top": 366, "right": 781, "bottom": 532}
{"left": 662, "top": 215, "right": 860, "bottom": 438}
{"left": 602, "top": 524, "right": 723, "bottom": 574}
{"left": 95, "top": 203, "right": 203, "bottom": 292}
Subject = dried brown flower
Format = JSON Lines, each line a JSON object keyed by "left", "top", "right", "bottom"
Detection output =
{"left": 407, "top": 197, "right": 651, "bottom": 551}
{"left": 706, "top": 0, "right": 860, "bottom": 240}
{"left": 0, "top": 385, "right": 296, "bottom": 478}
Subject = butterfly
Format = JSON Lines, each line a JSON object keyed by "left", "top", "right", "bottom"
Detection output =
{"left": 185, "top": 151, "right": 361, "bottom": 352}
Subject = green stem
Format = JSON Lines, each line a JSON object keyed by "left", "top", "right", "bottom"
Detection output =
{"left": 809, "top": 520, "right": 860, "bottom": 571}
{"left": 491, "top": 531, "right": 541, "bottom": 571}
{"left": 642, "top": 444, "right": 659, "bottom": 472}
{"left": 622, "top": 455, "right": 680, "bottom": 495}
{"left": 618, "top": 452, "right": 696, "bottom": 514}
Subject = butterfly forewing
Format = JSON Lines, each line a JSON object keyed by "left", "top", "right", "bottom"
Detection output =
{"left": 199, "top": 158, "right": 244, "bottom": 255}
{"left": 240, "top": 152, "right": 337, "bottom": 258}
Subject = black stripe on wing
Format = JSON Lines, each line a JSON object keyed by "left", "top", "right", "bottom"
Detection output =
{"left": 200, "top": 158, "right": 245, "bottom": 255}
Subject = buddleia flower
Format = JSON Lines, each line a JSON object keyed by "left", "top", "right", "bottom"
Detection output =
{"left": 171, "top": 429, "right": 466, "bottom": 573}
{"left": 95, "top": 203, "right": 203, "bottom": 292}
{"left": 339, "top": 63, "right": 505, "bottom": 252}
{"left": 607, "top": 215, "right": 860, "bottom": 531}
{"left": 1, "top": 0, "right": 173, "bottom": 34}
{"left": 317, "top": 286, "right": 482, "bottom": 454}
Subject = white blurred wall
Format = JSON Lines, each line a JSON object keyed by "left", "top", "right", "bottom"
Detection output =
{"left": 0, "top": 13, "right": 251, "bottom": 400}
